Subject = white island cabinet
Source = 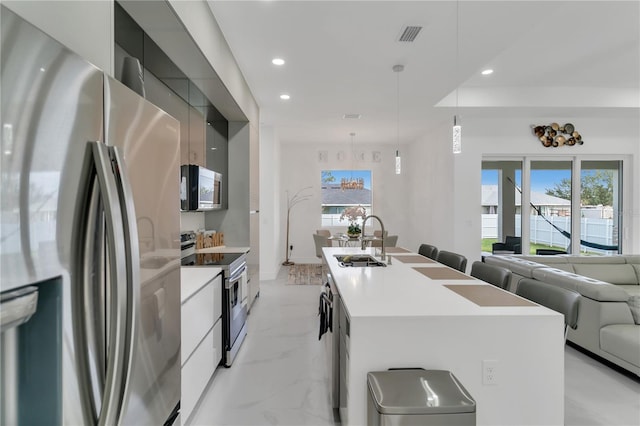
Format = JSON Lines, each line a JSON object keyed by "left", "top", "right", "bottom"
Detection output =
{"left": 180, "top": 267, "right": 223, "bottom": 422}
{"left": 324, "top": 247, "right": 564, "bottom": 426}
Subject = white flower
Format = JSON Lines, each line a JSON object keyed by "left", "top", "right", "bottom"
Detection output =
{"left": 340, "top": 205, "right": 367, "bottom": 223}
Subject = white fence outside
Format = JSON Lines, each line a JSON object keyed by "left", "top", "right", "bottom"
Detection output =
{"left": 482, "top": 214, "right": 617, "bottom": 254}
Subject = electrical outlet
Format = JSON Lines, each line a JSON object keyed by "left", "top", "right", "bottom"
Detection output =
{"left": 482, "top": 360, "right": 498, "bottom": 385}
{"left": 290, "top": 245, "right": 293, "bottom": 251}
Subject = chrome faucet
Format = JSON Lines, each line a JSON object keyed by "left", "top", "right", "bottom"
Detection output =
{"left": 361, "top": 215, "right": 385, "bottom": 259}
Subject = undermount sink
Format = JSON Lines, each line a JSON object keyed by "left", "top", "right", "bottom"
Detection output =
{"left": 334, "top": 254, "right": 387, "bottom": 268}
{"left": 140, "top": 256, "right": 171, "bottom": 269}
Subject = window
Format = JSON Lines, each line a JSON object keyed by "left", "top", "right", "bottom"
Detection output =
{"left": 321, "top": 170, "right": 372, "bottom": 227}
{"left": 579, "top": 161, "right": 622, "bottom": 254}
{"left": 481, "top": 157, "right": 623, "bottom": 255}
{"left": 529, "top": 161, "right": 573, "bottom": 254}
{"left": 481, "top": 161, "right": 522, "bottom": 254}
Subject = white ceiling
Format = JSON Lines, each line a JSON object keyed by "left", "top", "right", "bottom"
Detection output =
{"left": 208, "top": 1, "right": 640, "bottom": 145}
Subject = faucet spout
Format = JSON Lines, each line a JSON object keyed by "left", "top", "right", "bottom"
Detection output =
{"left": 361, "top": 215, "right": 385, "bottom": 259}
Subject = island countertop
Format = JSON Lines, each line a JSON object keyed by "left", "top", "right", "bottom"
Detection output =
{"left": 323, "top": 246, "right": 552, "bottom": 319}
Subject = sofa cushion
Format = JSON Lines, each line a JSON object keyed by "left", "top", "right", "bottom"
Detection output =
{"left": 619, "top": 285, "right": 640, "bottom": 298}
{"left": 531, "top": 267, "right": 630, "bottom": 302}
{"left": 520, "top": 255, "right": 570, "bottom": 264}
{"left": 485, "top": 255, "right": 544, "bottom": 278}
{"left": 627, "top": 296, "right": 640, "bottom": 324}
{"left": 600, "top": 324, "right": 640, "bottom": 368}
{"left": 568, "top": 256, "right": 626, "bottom": 264}
{"left": 543, "top": 263, "right": 574, "bottom": 272}
{"left": 572, "top": 264, "right": 639, "bottom": 286}
{"left": 621, "top": 255, "right": 640, "bottom": 264}
{"left": 518, "top": 255, "right": 575, "bottom": 272}
{"left": 633, "top": 265, "right": 640, "bottom": 283}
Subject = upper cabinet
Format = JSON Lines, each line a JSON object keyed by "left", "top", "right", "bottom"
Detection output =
{"left": 188, "top": 106, "right": 206, "bottom": 167}
{"left": 114, "top": 3, "right": 222, "bottom": 170}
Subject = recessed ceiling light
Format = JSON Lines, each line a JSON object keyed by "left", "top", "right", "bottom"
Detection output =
{"left": 481, "top": 69, "right": 494, "bottom": 76}
{"left": 272, "top": 58, "right": 285, "bottom": 66}
{"left": 280, "top": 94, "right": 290, "bottom": 100}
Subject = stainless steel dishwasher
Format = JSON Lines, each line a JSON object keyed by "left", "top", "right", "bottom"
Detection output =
{"left": 321, "top": 273, "right": 342, "bottom": 419}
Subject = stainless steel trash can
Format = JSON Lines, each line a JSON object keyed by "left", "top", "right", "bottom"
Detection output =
{"left": 367, "top": 369, "right": 476, "bottom": 426}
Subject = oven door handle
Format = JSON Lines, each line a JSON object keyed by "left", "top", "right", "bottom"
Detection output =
{"left": 225, "top": 265, "right": 246, "bottom": 288}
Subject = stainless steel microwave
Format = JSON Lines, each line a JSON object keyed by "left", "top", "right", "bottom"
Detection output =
{"left": 180, "top": 165, "right": 222, "bottom": 210}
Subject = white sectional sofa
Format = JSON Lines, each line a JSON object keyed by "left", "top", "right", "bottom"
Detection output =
{"left": 485, "top": 254, "right": 640, "bottom": 377}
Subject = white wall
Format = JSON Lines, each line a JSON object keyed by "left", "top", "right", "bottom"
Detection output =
{"left": 3, "top": 0, "right": 114, "bottom": 74}
{"left": 259, "top": 125, "right": 281, "bottom": 279}
{"left": 404, "top": 118, "right": 457, "bottom": 255}
{"left": 408, "top": 115, "right": 640, "bottom": 269}
{"left": 278, "top": 142, "right": 411, "bottom": 264}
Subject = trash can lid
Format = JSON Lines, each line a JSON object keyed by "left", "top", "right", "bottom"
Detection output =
{"left": 367, "top": 369, "right": 476, "bottom": 415}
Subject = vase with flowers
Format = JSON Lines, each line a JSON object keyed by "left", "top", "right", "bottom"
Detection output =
{"left": 340, "top": 205, "right": 367, "bottom": 238}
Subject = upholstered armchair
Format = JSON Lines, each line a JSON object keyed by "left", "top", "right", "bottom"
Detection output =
{"left": 492, "top": 236, "right": 522, "bottom": 254}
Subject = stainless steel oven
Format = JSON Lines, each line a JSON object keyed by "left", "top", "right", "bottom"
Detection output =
{"left": 223, "top": 256, "right": 248, "bottom": 367}
{"left": 179, "top": 232, "right": 248, "bottom": 367}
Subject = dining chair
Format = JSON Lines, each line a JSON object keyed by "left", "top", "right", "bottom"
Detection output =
{"left": 316, "top": 229, "right": 331, "bottom": 237}
{"left": 384, "top": 235, "right": 398, "bottom": 247}
{"left": 313, "top": 233, "right": 331, "bottom": 258}
{"left": 516, "top": 278, "right": 580, "bottom": 339}
{"left": 418, "top": 244, "right": 439, "bottom": 260}
{"left": 470, "top": 261, "right": 512, "bottom": 290}
{"left": 436, "top": 250, "right": 467, "bottom": 273}
{"left": 370, "top": 235, "right": 398, "bottom": 248}
{"left": 373, "top": 230, "right": 388, "bottom": 238}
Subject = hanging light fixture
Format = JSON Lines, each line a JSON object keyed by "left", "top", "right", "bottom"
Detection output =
{"left": 452, "top": 0, "right": 462, "bottom": 154}
{"left": 393, "top": 64, "right": 404, "bottom": 174}
{"left": 340, "top": 132, "right": 364, "bottom": 190}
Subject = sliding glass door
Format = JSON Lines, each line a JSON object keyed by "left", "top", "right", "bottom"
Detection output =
{"left": 481, "top": 157, "right": 623, "bottom": 255}
{"left": 481, "top": 161, "right": 522, "bottom": 254}
{"left": 579, "top": 161, "right": 622, "bottom": 254}
{"left": 529, "top": 161, "right": 572, "bottom": 254}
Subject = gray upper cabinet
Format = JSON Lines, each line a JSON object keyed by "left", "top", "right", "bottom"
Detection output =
{"left": 188, "top": 106, "right": 206, "bottom": 167}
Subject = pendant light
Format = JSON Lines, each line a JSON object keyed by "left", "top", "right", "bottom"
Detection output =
{"left": 452, "top": 0, "right": 462, "bottom": 154}
{"left": 393, "top": 64, "right": 404, "bottom": 174}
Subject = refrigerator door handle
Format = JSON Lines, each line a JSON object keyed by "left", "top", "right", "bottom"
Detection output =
{"left": 91, "top": 142, "right": 133, "bottom": 426}
{"left": 73, "top": 141, "right": 130, "bottom": 426}
{"left": 108, "top": 146, "right": 140, "bottom": 420}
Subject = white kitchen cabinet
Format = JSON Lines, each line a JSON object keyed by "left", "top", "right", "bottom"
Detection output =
{"left": 181, "top": 282, "right": 215, "bottom": 365}
{"left": 181, "top": 328, "right": 215, "bottom": 420}
{"left": 180, "top": 270, "right": 223, "bottom": 422}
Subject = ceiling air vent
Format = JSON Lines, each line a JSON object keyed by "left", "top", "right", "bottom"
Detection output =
{"left": 398, "top": 25, "right": 422, "bottom": 42}
{"left": 343, "top": 114, "right": 361, "bottom": 119}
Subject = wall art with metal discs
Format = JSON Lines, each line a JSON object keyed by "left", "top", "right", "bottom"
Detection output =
{"left": 532, "top": 122, "right": 583, "bottom": 147}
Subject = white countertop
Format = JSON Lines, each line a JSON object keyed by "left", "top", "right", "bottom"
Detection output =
{"left": 195, "top": 246, "right": 250, "bottom": 254}
{"left": 180, "top": 266, "right": 222, "bottom": 303}
{"left": 324, "top": 246, "right": 553, "bottom": 319}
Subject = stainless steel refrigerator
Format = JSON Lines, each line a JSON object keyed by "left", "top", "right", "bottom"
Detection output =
{"left": 1, "top": 6, "right": 181, "bottom": 425}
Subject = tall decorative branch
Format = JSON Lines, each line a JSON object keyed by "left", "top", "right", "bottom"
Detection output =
{"left": 283, "top": 186, "right": 312, "bottom": 266}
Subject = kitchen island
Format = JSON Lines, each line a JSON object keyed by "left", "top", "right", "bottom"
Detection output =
{"left": 323, "top": 246, "right": 564, "bottom": 426}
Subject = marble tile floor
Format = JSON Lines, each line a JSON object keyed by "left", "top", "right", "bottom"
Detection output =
{"left": 188, "top": 268, "right": 640, "bottom": 426}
